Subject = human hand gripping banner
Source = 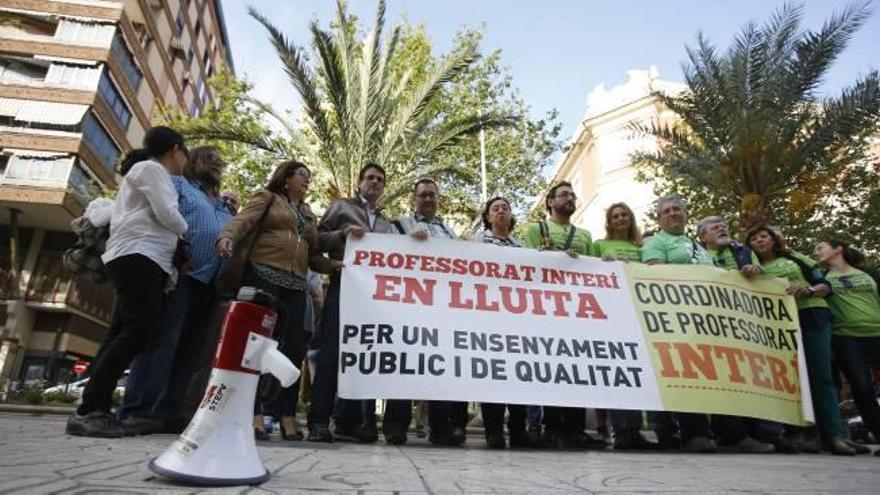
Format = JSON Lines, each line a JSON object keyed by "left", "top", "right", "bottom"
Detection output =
{"left": 339, "top": 233, "right": 814, "bottom": 425}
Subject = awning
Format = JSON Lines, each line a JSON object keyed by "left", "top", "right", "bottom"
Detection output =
{"left": 0, "top": 97, "right": 89, "bottom": 126}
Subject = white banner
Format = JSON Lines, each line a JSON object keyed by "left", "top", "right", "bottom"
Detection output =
{"left": 339, "top": 233, "right": 662, "bottom": 409}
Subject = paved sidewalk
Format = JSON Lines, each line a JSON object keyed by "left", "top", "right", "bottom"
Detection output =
{"left": 1, "top": 413, "right": 878, "bottom": 494}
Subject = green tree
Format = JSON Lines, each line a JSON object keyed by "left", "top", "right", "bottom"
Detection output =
{"left": 386, "top": 26, "right": 563, "bottom": 226}
{"left": 161, "top": 68, "right": 295, "bottom": 202}
{"left": 633, "top": 3, "right": 880, "bottom": 237}
{"left": 245, "top": 0, "right": 516, "bottom": 205}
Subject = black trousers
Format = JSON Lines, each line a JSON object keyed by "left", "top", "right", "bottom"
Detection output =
{"left": 542, "top": 406, "right": 586, "bottom": 434}
{"left": 383, "top": 399, "right": 413, "bottom": 435}
{"left": 429, "top": 401, "right": 469, "bottom": 433}
{"left": 309, "top": 272, "right": 361, "bottom": 426}
{"left": 834, "top": 335, "right": 880, "bottom": 442}
{"left": 79, "top": 254, "right": 167, "bottom": 415}
{"left": 481, "top": 403, "right": 527, "bottom": 435}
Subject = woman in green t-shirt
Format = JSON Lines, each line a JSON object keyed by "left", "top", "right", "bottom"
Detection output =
{"left": 814, "top": 239, "right": 880, "bottom": 449}
{"left": 593, "top": 203, "right": 657, "bottom": 449}
{"left": 747, "top": 225, "right": 856, "bottom": 455}
{"left": 591, "top": 202, "right": 643, "bottom": 262}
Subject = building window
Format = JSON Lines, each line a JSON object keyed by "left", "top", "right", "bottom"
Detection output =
{"left": 0, "top": 154, "right": 9, "bottom": 175}
{"left": 82, "top": 113, "right": 120, "bottom": 173}
{"left": 69, "top": 163, "right": 99, "bottom": 203}
{"left": 97, "top": 70, "right": 132, "bottom": 130}
{"left": 188, "top": 98, "right": 199, "bottom": 117}
{"left": 176, "top": 10, "right": 185, "bottom": 34}
{"left": 111, "top": 32, "right": 143, "bottom": 90}
{"left": 196, "top": 78, "right": 207, "bottom": 104}
{"left": 2, "top": 154, "right": 73, "bottom": 187}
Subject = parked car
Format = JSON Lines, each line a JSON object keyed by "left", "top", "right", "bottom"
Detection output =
{"left": 43, "top": 370, "right": 129, "bottom": 402}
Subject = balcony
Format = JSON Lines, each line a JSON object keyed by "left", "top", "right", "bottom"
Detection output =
{"left": 25, "top": 250, "right": 114, "bottom": 325}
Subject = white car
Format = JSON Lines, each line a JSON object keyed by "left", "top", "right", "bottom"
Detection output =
{"left": 43, "top": 370, "right": 129, "bottom": 402}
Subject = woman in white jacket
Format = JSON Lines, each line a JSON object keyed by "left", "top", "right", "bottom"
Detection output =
{"left": 67, "top": 126, "right": 189, "bottom": 438}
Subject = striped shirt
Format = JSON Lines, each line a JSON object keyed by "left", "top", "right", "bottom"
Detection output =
{"left": 172, "top": 176, "right": 232, "bottom": 284}
{"left": 393, "top": 213, "right": 457, "bottom": 239}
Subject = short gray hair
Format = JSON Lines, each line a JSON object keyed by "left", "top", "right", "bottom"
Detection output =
{"left": 654, "top": 194, "right": 688, "bottom": 216}
{"left": 697, "top": 215, "right": 727, "bottom": 238}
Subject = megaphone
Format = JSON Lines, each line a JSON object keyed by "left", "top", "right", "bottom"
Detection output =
{"left": 149, "top": 287, "right": 300, "bottom": 486}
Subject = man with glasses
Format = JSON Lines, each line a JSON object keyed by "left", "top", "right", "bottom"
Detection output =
{"left": 523, "top": 181, "right": 606, "bottom": 450}
{"left": 118, "top": 146, "right": 233, "bottom": 435}
{"left": 389, "top": 178, "right": 463, "bottom": 445}
{"left": 696, "top": 215, "right": 777, "bottom": 453}
{"left": 309, "top": 163, "right": 393, "bottom": 443}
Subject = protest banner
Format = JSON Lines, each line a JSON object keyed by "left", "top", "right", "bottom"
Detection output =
{"left": 339, "top": 233, "right": 814, "bottom": 425}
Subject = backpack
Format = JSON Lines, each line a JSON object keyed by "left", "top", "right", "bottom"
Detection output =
{"left": 63, "top": 198, "right": 113, "bottom": 284}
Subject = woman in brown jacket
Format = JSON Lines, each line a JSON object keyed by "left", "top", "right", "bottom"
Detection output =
{"left": 217, "top": 160, "right": 338, "bottom": 440}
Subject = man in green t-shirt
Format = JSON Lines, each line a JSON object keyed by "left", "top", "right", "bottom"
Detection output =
{"left": 641, "top": 195, "right": 717, "bottom": 453}
{"left": 697, "top": 215, "right": 776, "bottom": 453}
{"left": 523, "top": 181, "right": 604, "bottom": 450}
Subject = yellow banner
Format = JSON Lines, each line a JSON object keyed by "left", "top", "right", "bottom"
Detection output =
{"left": 625, "top": 263, "right": 813, "bottom": 425}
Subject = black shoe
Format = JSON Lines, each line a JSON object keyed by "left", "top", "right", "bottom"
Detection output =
{"left": 613, "top": 430, "right": 660, "bottom": 450}
{"left": 120, "top": 416, "right": 164, "bottom": 436}
{"left": 509, "top": 430, "right": 539, "bottom": 448}
{"left": 843, "top": 439, "right": 870, "bottom": 454}
{"left": 485, "top": 429, "right": 506, "bottom": 449}
{"left": 307, "top": 423, "right": 333, "bottom": 443}
{"left": 360, "top": 420, "right": 379, "bottom": 444}
{"left": 561, "top": 431, "right": 607, "bottom": 450}
{"left": 541, "top": 429, "right": 561, "bottom": 449}
{"left": 333, "top": 423, "right": 376, "bottom": 443}
{"left": 429, "top": 427, "right": 459, "bottom": 446}
{"left": 385, "top": 431, "right": 407, "bottom": 445}
{"left": 66, "top": 411, "right": 123, "bottom": 438}
{"left": 452, "top": 427, "right": 467, "bottom": 446}
{"left": 826, "top": 437, "right": 856, "bottom": 456}
{"left": 771, "top": 436, "right": 800, "bottom": 454}
{"left": 655, "top": 433, "right": 683, "bottom": 450}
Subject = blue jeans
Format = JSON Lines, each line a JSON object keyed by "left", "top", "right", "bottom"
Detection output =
{"left": 118, "top": 275, "right": 197, "bottom": 420}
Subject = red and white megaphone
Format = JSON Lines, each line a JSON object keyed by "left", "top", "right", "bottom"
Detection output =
{"left": 150, "top": 287, "right": 299, "bottom": 486}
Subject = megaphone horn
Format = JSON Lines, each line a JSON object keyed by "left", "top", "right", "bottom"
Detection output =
{"left": 149, "top": 288, "right": 300, "bottom": 486}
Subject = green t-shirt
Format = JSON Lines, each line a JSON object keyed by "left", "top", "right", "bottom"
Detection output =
{"left": 761, "top": 251, "right": 828, "bottom": 310}
{"left": 707, "top": 246, "right": 760, "bottom": 271}
{"left": 523, "top": 219, "right": 592, "bottom": 255}
{"left": 641, "top": 230, "right": 712, "bottom": 266}
{"left": 591, "top": 239, "right": 641, "bottom": 262}
{"left": 825, "top": 268, "right": 880, "bottom": 337}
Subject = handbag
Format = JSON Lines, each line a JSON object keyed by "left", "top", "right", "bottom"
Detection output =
{"left": 215, "top": 194, "right": 274, "bottom": 294}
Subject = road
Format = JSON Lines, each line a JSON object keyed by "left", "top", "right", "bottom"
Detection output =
{"left": 0, "top": 413, "right": 878, "bottom": 494}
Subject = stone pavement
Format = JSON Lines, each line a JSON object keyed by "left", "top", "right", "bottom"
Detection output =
{"left": 0, "top": 413, "right": 878, "bottom": 494}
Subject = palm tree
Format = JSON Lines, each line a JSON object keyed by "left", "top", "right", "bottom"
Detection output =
{"left": 187, "top": 0, "right": 516, "bottom": 205}
{"left": 633, "top": 2, "right": 880, "bottom": 229}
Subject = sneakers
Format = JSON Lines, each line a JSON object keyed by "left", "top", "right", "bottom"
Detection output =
{"left": 307, "top": 423, "right": 333, "bottom": 442}
{"left": 120, "top": 416, "right": 165, "bottom": 437}
{"left": 66, "top": 411, "right": 123, "bottom": 438}
{"left": 731, "top": 436, "right": 774, "bottom": 453}
{"left": 682, "top": 436, "right": 718, "bottom": 453}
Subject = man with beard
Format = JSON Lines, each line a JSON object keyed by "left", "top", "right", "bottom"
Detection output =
{"left": 523, "top": 181, "right": 606, "bottom": 450}
{"left": 697, "top": 216, "right": 777, "bottom": 453}
{"left": 388, "top": 178, "right": 463, "bottom": 446}
{"left": 118, "top": 146, "right": 233, "bottom": 435}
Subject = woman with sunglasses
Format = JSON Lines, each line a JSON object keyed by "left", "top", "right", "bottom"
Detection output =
{"left": 814, "top": 240, "right": 880, "bottom": 454}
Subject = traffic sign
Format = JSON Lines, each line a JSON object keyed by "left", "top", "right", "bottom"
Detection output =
{"left": 73, "top": 360, "right": 89, "bottom": 375}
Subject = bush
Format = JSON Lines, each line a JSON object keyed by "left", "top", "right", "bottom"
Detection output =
{"left": 43, "top": 391, "right": 78, "bottom": 404}
{"left": 23, "top": 387, "right": 45, "bottom": 405}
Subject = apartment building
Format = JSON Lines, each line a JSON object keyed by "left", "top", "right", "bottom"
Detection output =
{"left": 541, "top": 67, "right": 684, "bottom": 238}
{"left": 0, "top": 0, "right": 233, "bottom": 391}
